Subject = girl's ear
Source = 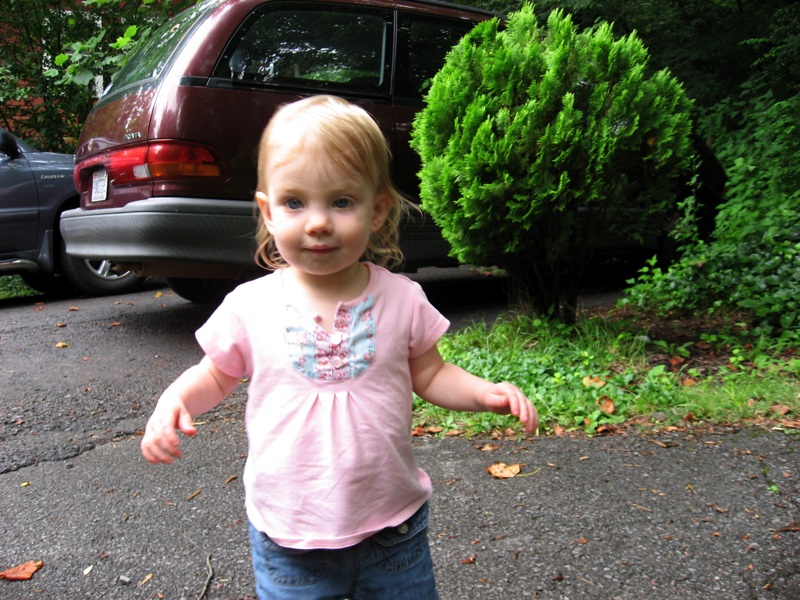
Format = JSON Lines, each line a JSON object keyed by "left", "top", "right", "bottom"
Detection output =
{"left": 256, "top": 191, "right": 274, "bottom": 233}
{"left": 371, "top": 191, "right": 392, "bottom": 232}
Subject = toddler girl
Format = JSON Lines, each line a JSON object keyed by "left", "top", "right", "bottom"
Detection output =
{"left": 141, "top": 94, "right": 538, "bottom": 599}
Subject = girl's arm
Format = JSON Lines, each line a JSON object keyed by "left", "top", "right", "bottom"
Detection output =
{"left": 141, "top": 355, "right": 240, "bottom": 464}
{"left": 410, "top": 345, "right": 539, "bottom": 433}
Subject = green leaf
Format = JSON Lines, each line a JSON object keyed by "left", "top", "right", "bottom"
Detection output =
{"left": 72, "top": 71, "right": 96, "bottom": 86}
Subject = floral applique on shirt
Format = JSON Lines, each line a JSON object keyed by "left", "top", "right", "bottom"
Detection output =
{"left": 285, "top": 295, "right": 376, "bottom": 380}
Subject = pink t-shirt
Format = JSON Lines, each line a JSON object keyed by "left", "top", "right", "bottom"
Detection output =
{"left": 196, "top": 263, "right": 450, "bottom": 549}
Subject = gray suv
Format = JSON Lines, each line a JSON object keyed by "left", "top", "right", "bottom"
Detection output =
{"left": 1, "top": 127, "right": 142, "bottom": 296}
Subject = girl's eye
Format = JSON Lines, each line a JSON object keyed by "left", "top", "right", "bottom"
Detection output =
{"left": 285, "top": 198, "right": 302, "bottom": 210}
{"left": 333, "top": 197, "right": 352, "bottom": 209}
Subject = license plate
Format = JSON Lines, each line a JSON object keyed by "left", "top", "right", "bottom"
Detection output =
{"left": 91, "top": 169, "right": 108, "bottom": 203}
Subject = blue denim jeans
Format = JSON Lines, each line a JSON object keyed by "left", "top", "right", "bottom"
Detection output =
{"left": 248, "top": 503, "right": 438, "bottom": 599}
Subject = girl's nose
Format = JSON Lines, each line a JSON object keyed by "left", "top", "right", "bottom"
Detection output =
{"left": 305, "top": 206, "right": 332, "bottom": 235}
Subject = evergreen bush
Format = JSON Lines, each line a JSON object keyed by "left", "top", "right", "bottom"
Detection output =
{"left": 411, "top": 3, "right": 694, "bottom": 322}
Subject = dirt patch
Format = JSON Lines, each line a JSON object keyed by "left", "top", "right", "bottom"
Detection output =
{"left": 581, "top": 303, "right": 799, "bottom": 389}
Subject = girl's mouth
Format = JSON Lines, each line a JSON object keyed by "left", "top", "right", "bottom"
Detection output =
{"left": 306, "top": 246, "right": 335, "bottom": 256}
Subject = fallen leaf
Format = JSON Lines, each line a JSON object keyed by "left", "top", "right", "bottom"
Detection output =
{"left": 460, "top": 555, "right": 477, "bottom": 565}
{"left": 479, "top": 443, "right": 500, "bottom": 452}
{"left": 83, "top": 564, "right": 93, "bottom": 576}
{"left": 54, "top": 341, "right": 69, "bottom": 348}
{"left": 108, "top": 321, "right": 122, "bottom": 328}
{"left": 0, "top": 560, "right": 44, "bottom": 581}
{"left": 56, "top": 322, "right": 67, "bottom": 328}
{"left": 597, "top": 396, "right": 615, "bottom": 415}
{"left": 582, "top": 375, "right": 606, "bottom": 388}
{"left": 69, "top": 306, "right": 79, "bottom": 312}
{"left": 487, "top": 462, "right": 523, "bottom": 479}
{"left": 155, "top": 291, "right": 163, "bottom": 298}
{"left": 771, "top": 404, "right": 791, "bottom": 416}
{"left": 139, "top": 573, "right": 153, "bottom": 587}
{"left": 682, "top": 377, "right": 698, "bottom": 387}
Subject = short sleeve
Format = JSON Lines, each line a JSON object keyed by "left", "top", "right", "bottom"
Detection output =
{"left": 195, "top": 295, "right": 252, "bottom": 378}
{"left": 405, "top": 280, "right": 450, "bottom": 360}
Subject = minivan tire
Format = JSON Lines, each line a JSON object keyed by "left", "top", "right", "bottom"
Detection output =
{"left": 59, "top": 237, "right": 143, "bottom": 296}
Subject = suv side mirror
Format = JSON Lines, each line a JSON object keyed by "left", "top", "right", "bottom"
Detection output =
{"left": 0, "top": 130, "right": 21, "bottom": 159}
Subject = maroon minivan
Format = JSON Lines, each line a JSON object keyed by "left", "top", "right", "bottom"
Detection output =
{"left": 61, "top": 0, "right": 494, "bottom": 302}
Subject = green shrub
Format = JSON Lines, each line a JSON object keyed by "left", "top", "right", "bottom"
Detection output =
{"left": 411, "top": 3, "right": 694, "bottom": 322}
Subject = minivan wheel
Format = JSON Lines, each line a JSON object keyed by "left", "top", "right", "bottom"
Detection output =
{"left": 166, "top": 277, "right": 239, "bottom": 304}
{"left": 59, "top": 238, "right": 144, "bottom": 296}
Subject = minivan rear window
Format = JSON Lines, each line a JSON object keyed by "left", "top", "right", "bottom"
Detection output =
{"left": 395, "top": 13, "right": 476, "bottom": 100}
{"left": 214, "top": 3, "right": 391, "bottom": 93}
{"left": 106, "top": 1, "right": 220, "bottom": 93}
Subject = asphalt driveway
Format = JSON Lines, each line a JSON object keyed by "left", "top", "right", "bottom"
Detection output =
{"left": 1, "top": 268, "right": 798, "bottom": 598}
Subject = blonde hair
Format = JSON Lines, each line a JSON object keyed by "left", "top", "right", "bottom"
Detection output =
{"left": 254, "top": 95, "right": 414, "bottom": 270}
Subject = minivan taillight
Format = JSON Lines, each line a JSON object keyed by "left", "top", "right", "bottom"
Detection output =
{"left": 110, "top": 142, "right": 223, "bottom": 184}
{"left": 75, "top": 141, "right": 224, "bottom": 194}
{"left": 144, "top": 143, "right": 222, "bottom": 179}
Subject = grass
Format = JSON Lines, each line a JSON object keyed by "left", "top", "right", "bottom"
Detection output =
{"left": 0, "top": 275, "right": 37, "bottom": 300}
{"left": 413, "top": 309, "right": 800, "bottom": 438}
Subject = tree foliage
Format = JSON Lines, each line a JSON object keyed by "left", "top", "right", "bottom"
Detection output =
{"left": 625, "top": 82, "right": 800, "bottom": 340}
{"left": 473, "top": 0, "right": 800, "bottom": 105}
{"left": 411, "top": 4, "right": 694, "bottom": 322}
{"left": 0, "top": 0, "right": 194, "bottom": 152}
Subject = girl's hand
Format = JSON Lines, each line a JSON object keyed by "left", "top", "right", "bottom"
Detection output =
{"left": 140, "top": 397, "right": 197, "bottom": 464}
{"left": 481, "top": 382, "right": 539, "bottom": 433}
{"left": 139, "top": 357, "right": 239, "bottom": 465}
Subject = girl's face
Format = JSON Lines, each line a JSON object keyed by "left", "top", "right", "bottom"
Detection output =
{"left": 256, "top": 143, "right": 390, "bottom": 282}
